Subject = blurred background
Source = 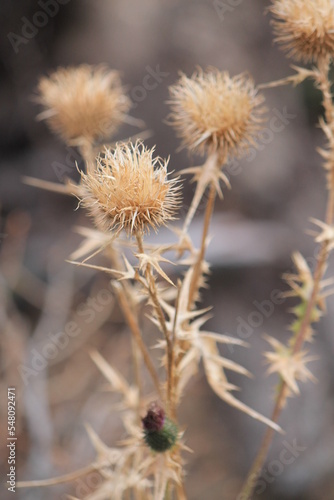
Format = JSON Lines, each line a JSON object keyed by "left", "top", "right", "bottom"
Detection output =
{"left": 1, "top": 0, "right": 334, "bottom": 499}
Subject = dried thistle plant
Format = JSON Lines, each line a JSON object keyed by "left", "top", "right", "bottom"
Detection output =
{"left": 19, "top": 53, "right": 284, "bottom": 499}
{"left": 20, "top": 3, "right": 334, "bottom": 491}
{"left": 239, "top": 2, "right": 334, "bottom": 498}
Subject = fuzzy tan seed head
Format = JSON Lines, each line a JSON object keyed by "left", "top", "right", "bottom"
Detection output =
{"left": 270, "top": 0, "right": 334, "bottom": 62}
{"left": 37, "top": 65, "right": 131, "bottom": 144}
{"left": 168, "top": 69, "right": 266, "bottom": 161}
{"left": 79, "top": 142, "right": 181, "bottom": 236}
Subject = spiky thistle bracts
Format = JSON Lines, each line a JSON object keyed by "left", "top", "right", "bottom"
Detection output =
{"left": 37, "top": 65, "right": 131, "bottom": 145}
{"left": 168, "top": 68, "right": 266, "bottom": 161}
{"left": 282, "top": 252, "right": 326, "bottom": 344}
{"left": 270, "top": 0, "right": 334, "bottom": 63}
{"left": 264, "top": 335, "right": 317, "bottom": 396}
{"left": 240, "top": 10, "right": 334, "bottom": 497}
{"left": 78, "top": 141, "right": 182, "bottom": 236}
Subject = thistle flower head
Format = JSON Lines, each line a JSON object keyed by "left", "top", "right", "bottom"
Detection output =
{"left": 79, "top": 141, "right": 181, "bottom": 236}
{"left": 37, "top": 65, "right": 130, "bottom": 144}
{"left": 168, "top": 68, "right": 266, "bottom": 161}
{"left": 270, "top": 0, "right": 334, "bottom": 62}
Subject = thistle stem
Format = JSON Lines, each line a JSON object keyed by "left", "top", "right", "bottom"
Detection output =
{"left": 169, "top": 281, "right": 181, "bottom": 419}
{"left": 182, "top": 152, "right": 219, "bottom": 234}
{"left": 131, "top": 329, "right": 142, "bottom": 418}
{"left": 238, "top": 382, "right": 288, "bottom": 499}
{"left": 239, "top": 238, "right": 329, "bottom": 499}
{"left": 115, "top": 283, "right": 162, "bottom": 398}
{"left": 171, "top": 177, "right": 218, "bottom": 421}
{"left": 135, "top": 232, "right": 173, "bottom": 408}
{"left": 239, "top": 57, "right": 334, "bottom": 500}
{"left": 80, "top": 139, "right": 96, "bottom": 175}
{"left": 187, "top": 181, "right": 216, "bottom": 309}
{"left": 108, "top": 248, "right": 162, "bottom": 398}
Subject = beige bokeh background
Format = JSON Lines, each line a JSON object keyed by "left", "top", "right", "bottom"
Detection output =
{"left": 1, "top": 1, "right": 333, "bottom": 499}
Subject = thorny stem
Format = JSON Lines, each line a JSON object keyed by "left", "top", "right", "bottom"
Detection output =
{"left": 135, "top": 233, "right": 185, "bottom": 499}
{"left": 171, "top": 157, "right": 219, "bottom": 417}
{"left": 238, "top": 382, "right": 288, "bottom": 499}
{"left": 162, "top": 165, "right": 219, "bottom": 500}
{"left": 131, "top": 334, "right": 143, "bottom": 420}
{"left": 240, "top": 243, "right": 328, "bottom": 500}
{"left": 317, "top": 55, "right": 334, "bottom": 226}
{"left": 135, "top": 232, "right": 173, "bottom": 409}
{"left": 170, "top": 167, "right": 218, "bottom": 420}
{"left": 182, "top": 151, "right": 221, "bottom": 235}
{"left": 317, "top": 56, "right": 333, "bottom": 126}
{"left": 187, "top": 181, "right": 216, "bottom": 310}
{"left": 169, "top": 281, "right": 182, "bottom": 419}
{"left": 108, "top": 247, "right": 162, "bottom": 398}
{"left": 239, "top": 57, "right": 334, "bottom": 500}
{"left": 115, "top": 283, "right": 162, "bottom": 398}
{"left": 326, "top": 168, "right": 334, "bottom": 225}
{"left": 170, "top": 156, "right": 219, "bottom": 424}
{"left": 291, "top": 244, "right": 329, "bottom": 354}
{"left": 110, "top": 251, "right": 143, "bottom": 421}
{"left": 291, "top": 58, "right": 334, "bottom": 354}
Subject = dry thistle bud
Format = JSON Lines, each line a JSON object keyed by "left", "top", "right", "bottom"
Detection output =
{"left": 270, "top": 0, "right": 334, "bottom": 62}
{"left": 37, "top": 65, "right": 131, "bottom": 145}
{"left": 168, "top": 68, "right": 266, "bottom": 161}
{"left": 142, "top": 403, "right": 178, "bottom": 453}
{"left": 79, "top": 141, "right": 181, "bottom": 236}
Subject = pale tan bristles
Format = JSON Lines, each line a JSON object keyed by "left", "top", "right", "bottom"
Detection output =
{"left": 168, "top": 68, "right": 266, "bottom": 161}
{"left": 270, "top": 0, "right": 334, "bottom": 63}
{"left": 79, "top": 141, "right": 182, "bottom": 236}
{"left": 37, "top": 65, "right": 131, "bottom": 145}
{"left": 264, "top": 335, "right": 317, "bottom": 396}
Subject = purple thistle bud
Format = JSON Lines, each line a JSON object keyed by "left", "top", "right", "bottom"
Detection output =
{"left": 142, "top": 402, "right": 165, "bottom": 432}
